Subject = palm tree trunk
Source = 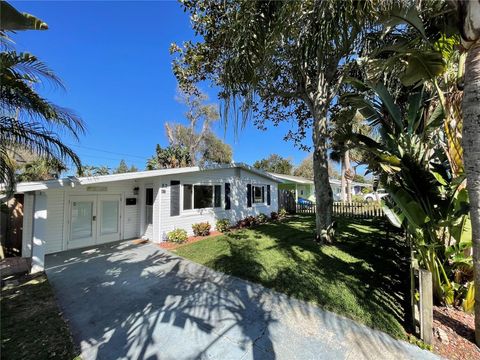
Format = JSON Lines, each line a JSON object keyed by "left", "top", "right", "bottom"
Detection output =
{"left": 312, "top": 104, "right": 333, "bottom": 241}
{"left": 345, "top": 150, "right": 352, "bottom": 203}
{"left": 341, "top": 156, "right": 346, "bottom": 203}
{"left": 462, "top": 40, "right": 480, "bottom": 345}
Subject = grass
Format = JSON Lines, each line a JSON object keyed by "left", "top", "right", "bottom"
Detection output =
{"left": 174, "top": 214, "right": 410, "bottom": 339}
{"left": 1, "top": 273, "right": 79, "bottom": 360}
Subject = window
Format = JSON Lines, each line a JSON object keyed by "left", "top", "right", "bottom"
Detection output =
{"left": 183, "top": 184, "right": 222, "bottom": 210}
{"left": 194, "top": 185, "right": 213, "bottom": 208}
{"left": 253, "top": 185, "right": 264, "bottom": 204}
{"left": 145, "top": 188, "right": 153, "bottom": 225}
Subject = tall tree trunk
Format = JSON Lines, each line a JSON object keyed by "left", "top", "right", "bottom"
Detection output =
{"left": 341, "top": 156, "right": 346, "bottom": 203}
{"left": 462, "top": 40, "right": 480, "bottom": 346}
{"left": 312, "top": 103, "right": 333, "bottom": 240}
{"left": 344, "top": 150, "right": 352, "bottom": 203}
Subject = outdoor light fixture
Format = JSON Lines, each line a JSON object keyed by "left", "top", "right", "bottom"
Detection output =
{"left": 133, "top": 187, "right": 139, "bottom": 195}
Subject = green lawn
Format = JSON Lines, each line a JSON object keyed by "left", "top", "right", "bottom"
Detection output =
{"left": 174, "top": 215, "right": 409, "bottom": 339}
{"left": 1, "top": 273, "right": 79, "bottom": 360}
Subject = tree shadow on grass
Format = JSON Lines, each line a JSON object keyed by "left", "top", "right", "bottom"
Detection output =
{"left": 217, "top": 214, "right": 411, "bottom": 339}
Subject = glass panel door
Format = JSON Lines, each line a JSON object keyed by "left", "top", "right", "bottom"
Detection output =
{"left": 100, "top": 200, "right": 118, "bottom": 234}
{"left": 69, "top": 196, "right": 97, "bottom": 249}
{"left": 97, "top": 195, "right": 121, "bottom": 243}
{"left": 72, "top": 202, "right": 93, "bottom": 238}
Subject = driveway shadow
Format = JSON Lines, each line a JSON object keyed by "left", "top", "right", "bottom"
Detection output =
{"left": 46, "top": 241, "right": 277, "bottom": 360}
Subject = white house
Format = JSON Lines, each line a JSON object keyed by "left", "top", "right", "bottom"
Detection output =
{"left": 4, "top": 163, "right": 280, "bottom": 273}
{"left": 270, "top": 173, "right": 373, "bottom": 202}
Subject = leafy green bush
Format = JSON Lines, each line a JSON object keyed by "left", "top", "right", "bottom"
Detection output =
{"left": 270, "top": 211, "right": 279, "bottom": 220}
{"left": 352, "top": 195, "right": 364, "bottom": 202}
{"left": 279, "top": 208, "right": 288, "bottom": 219}
{"left": 167, "top": 228, "right": 188, "bottom": 243}
{"left": 256, "top": 213, "right": 268, "bottom": 224}
{"left": 192, "top": 222, "right": 211, "bottom": 236}
{"left": 216, "top": 218, "right": 230, "bottom": 232}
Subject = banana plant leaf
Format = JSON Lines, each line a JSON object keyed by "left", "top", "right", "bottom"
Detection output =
{"left": 371, "top": 83, "right": 403, "bottom": 132}
{"left": 463, "top": 282, "right": 475, "bottom": 313}
{"left": 381, "top": 202, "right": 404, "bottom": 228}
{"left": 400, "top": 51, "right": 446, "bottom": 87}
{"left": 389, "top": 188, "right": 430, "bottom": 227}
{"left": 382, "top": 5, "right": 427, "bottom": 40}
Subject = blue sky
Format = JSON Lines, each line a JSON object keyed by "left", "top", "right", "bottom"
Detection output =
{"left": 11, "top": 1, "right": 322, "bottom": 173}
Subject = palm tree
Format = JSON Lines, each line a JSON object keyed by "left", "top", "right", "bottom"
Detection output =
{"left": 453, "top": 0, "right": 480, "bottom": 345}
{"left": 330, "top": 107, "right": 368, "bottom": 202}
{"left": 1, "top": 2, "right": 84, "bottom": 196}
{"left": 16, "top": 157, "right": 66, "bottom": 182}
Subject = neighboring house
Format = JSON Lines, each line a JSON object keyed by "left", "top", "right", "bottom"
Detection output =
{"left": 3, "top": 163, "right": 280, "bottom": 273}
{"left": 269, "top": 173, "right": 316, "bottom": 202}
{"left": 270, "top": 173, "right": 372, "bottom": 202}
{"left": 329, "top": 179, "right": 373, "bottom": 200}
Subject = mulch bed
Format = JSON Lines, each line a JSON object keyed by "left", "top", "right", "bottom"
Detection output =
{"left": 432, "top": 305, "right": 480, "bottom": 359}
{"left": 159, "top": 231, "right": 223, "bottom": 250}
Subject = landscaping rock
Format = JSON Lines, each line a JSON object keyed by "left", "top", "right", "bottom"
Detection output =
{"left": 435, "top": 327, "right": 449, "bottom": 345}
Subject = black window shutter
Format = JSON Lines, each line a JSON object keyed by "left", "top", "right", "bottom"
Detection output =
{"left": 170, "top": 180, "right": 180, "bottom": 216}
{"left": 261, "top": 186, "right": 265, "bottom": 203}
{"left": 225, "top": 183, "right": 231, "bottom": 210}
{"left": 247, "top": 184, "right": 252, "bottom": 207}
{"left": 214, "top": 185, "right": 221, "bottom": 207}
{"left": 267, "top": 185, "right": 271, "bottom": 205}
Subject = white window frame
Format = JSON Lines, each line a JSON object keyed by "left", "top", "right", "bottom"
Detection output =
{"left": 252, "top": 184, "right": 266, "bottom": 205}
{"left": 182, "top": 183, "right": 222, "bottom": 212}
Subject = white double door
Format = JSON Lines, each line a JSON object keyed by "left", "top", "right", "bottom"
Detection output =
{"left": 68, "top": 194, "right": 122, "bottom": 249}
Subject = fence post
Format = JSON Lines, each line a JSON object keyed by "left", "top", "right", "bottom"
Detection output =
{"left": 419, "top": 269, "right": 433, "bottom": 345}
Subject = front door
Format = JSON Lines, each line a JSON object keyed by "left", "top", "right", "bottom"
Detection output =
{"left": 97, "top": 195, "right": 121, "bottom": 244}
{"left": 69, "top": 196, "right": 97, "bottom": 249}
{"left": 68, "top": 195, "right": 122, "bottom": 249}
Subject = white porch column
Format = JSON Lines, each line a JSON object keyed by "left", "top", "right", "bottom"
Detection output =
{"left": 21, "top": 193, "right": 34, "bottom": 258}
{"left": 31, "top": 192, "right": 47, "bottom": 273}
{"left": 152, "top": 184, "right": 161, "bottom": 243}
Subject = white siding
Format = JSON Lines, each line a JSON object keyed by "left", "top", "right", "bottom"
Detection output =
{"left": 157, "top": 168, "right": 278, "bottom": 241}
{"left": 45, "top": 190, "right": 64, "bottom": 254}
{"left": 21, "top": 193, "right": 34, "bottom": 257}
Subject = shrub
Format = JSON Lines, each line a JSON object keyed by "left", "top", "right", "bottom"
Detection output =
{"left": 192, "top": 222, "right": 211, "bottom": 236}
{"left": 216, "top": 218, "right": 230, "bottom": 232}
{"left": 167, "top": 228, "right": 188, "bottom": 243}
{"left": 256, "top": 213, "right": 268, "bottom": 224}
{"left": 352, "top": 195, "right": 364, "bottom": 202}
{"left": 279, "top": 208, "right": 288, "bottom": 219}
{"left": 236, "top": 215, "right": 257, "bottom": 228}
{"left": 270, "top": 211, "right": 279, "bottom": 221}
{"left": 236, "top": 219, "right": 248, "bottom": 228}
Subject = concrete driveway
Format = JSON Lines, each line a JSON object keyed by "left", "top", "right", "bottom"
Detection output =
{"left": 45, "top": 240, "right": 438, "bottom": 360}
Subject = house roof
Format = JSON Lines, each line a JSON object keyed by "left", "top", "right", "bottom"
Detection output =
{"left": 328, "top": 178, "right": 373, "bottom": 187}
{"left": 4, "top": 163, "right": 281, "bottom": 194}
{"left": 269, "top": 172, "right": 373, "bottom": 188}
{"left": 268, "top": 173, "right": 314, "bottom": 184}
